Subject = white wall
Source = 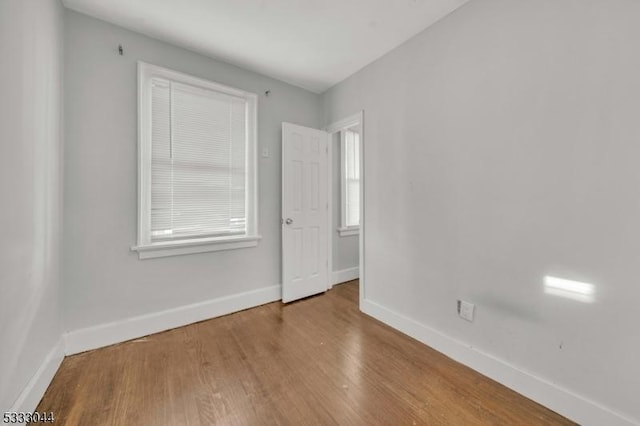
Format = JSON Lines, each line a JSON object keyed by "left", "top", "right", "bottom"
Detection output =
{"left": 331, "top": 132, "right": 359, "bottom": 274}
{"left": 0, "top": 0, "right": 64, "bottom": 412}
{"left": 63, "top": 11, "right": 323, "bottom": 333}
{"left": 323, "top": 0, "right": 640, "bottom": 423}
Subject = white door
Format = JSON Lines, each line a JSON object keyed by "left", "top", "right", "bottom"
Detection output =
{"left": 282, "top": 122, "right": 329, "bottom": 303}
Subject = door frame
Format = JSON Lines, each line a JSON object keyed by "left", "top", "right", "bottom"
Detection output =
{"left": 325, "top": 111, "right": 365, "bottom": 307}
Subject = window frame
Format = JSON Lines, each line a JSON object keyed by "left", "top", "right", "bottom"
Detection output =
{"left": 133, "top": 62, "right": 260, "bottom": 259}
{"left": 338, "top": 128, "right": 360, "bottom": 237}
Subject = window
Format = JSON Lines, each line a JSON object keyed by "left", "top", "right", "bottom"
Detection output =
{"left": 339, "top": 128, "right": 360, "bottom": 236}
{"left": 133, "top": 62, "right": 259, "bottom": 259}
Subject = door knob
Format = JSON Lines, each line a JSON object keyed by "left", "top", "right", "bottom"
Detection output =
{"left": 285, "top": 218, "right": 293, "bottom": 225}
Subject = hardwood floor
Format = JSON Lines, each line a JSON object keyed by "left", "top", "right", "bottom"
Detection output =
{"left": 35, "top": 281, "right": 574, "bottom": 425}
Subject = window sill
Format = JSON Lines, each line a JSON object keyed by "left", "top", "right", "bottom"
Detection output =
{"left": 132, "top": 235, "right": 261, "bottom": 259}
{"left": 338, "top": 227, "right": 359, "bottom": 237}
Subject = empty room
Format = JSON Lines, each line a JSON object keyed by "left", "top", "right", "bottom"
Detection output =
{"left": 1, "top": 0, "right": 639, "bottom": 424}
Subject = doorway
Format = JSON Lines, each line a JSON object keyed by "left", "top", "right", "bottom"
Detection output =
{"left": 325, "top": 112, "right": 364, "bottom": 304}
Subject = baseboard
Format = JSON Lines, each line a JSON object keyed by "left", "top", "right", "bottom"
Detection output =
{"left": 361, "top": 299, "right": 637, "bottom": 426}
{"left": 9, "top": 338, "right": 65, "bottom": 416}
{"left": 65, "top": 285, "right": 282, "bottom": 355}
{"left": 332, "top": 267, "right": 359, "bottom": 286}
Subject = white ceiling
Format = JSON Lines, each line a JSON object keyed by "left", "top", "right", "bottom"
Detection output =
{"left": 62, "top": 0, "right": 470, "bottom": 93}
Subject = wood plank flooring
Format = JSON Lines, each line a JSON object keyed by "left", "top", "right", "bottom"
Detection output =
{"left": 35, "top": 281, "right": 574, "bottom": 425}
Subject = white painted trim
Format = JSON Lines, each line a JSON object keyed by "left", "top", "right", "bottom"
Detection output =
{"left": 132, "top": 235, "right": 261, "bottom": 259}
{"left": 325, "top": 112, "right": 362, "bottom": 134}
{"left": 358, "top": 111, "right": 365, "bottom": 307}
{"left": 326, "top": 130, "right": 333, "bottom": 289}
{"left": 361, "top": 299, "right": 638, "bottom": 426}
{"left": 65, "top": 285, "right": 281, "bottom": 355}
{"left": 332, "top": 267, "right": 359, "bottom": 285}
{"left": 9, "top": 338, "right": 65, "bottom": 416}
{"left": 337, "top": 227, "right": 359, "bottom": 237}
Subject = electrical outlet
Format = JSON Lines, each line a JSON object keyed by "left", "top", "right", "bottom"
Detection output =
{"left": 457, "top": 300, "right": 475, "bottom": 322}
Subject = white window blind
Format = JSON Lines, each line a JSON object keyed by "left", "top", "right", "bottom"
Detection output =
{"left": 343, "top": 129, "right": 360, "bottom": 228}
{"left": 150, "top": 79, "right": 248, "bottom": 241}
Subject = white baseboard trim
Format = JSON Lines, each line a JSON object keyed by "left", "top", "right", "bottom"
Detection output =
{"left": 361, "top": 299, "right": 637, "bottom": 426}
{"left": 9, "top": 338, "right": 65, "bottom": 416}
{"left": 65, "top": 285, "right": 282, "bottom": 355}
{"left": 332, "top": 267, "right": 359, "bottom": 286}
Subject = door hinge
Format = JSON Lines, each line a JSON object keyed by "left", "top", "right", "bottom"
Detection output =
{"left": 281, "top": 218, "right": 284, "bottom": 225}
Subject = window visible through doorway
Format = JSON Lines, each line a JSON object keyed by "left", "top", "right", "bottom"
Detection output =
{"left": 339, "top": 128, "right": 360, "bottom": 236}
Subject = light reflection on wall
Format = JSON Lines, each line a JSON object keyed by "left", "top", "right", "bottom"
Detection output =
{"left": 544, "top": 276, "right": 596, "bottom": 303}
